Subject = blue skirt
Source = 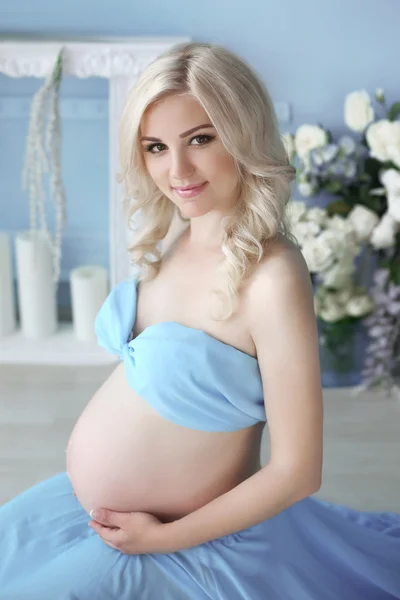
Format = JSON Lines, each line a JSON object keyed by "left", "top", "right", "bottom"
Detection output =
{"left": 0, "top": 472, "right": 399, "bottom": 599}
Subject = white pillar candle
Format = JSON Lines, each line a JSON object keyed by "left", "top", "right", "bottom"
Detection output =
{"left": 70, "top": 265, "right": 108, "bottom": 342}
{"left": 15, "top": 231, "right": 57, "bottom": 339}
{"left": 0, "top": 232, "right": 17, "bottom": 337}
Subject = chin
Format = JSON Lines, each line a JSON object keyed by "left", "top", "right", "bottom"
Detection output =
{"left": 180, "top": 204, "right": 213, "bottom": 218}
{"left": 179, "top": 196, "right": 216, "bottom": 215}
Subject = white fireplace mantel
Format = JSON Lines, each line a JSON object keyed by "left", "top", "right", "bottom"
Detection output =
{"left": 0, "top": 36, "right": 190, "bottom": 365}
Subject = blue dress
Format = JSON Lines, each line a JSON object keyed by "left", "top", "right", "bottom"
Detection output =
{"left": 0, "top": 278, "right": 399, "bottom": 599}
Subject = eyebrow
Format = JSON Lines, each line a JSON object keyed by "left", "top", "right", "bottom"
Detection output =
{"left": 140, "top": 123, "right": 215, "bottom": 142}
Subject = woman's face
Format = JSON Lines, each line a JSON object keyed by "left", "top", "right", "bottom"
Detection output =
{"left": 140, "top": 93, "right": 240, "bottom": 218}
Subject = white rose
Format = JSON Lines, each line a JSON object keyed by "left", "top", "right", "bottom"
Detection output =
{"left": 319, "top": 300, "right": 347, "bottom": 323}
{"left": 294, "top": 124, "right": 328, "bottom": 159}
{"left": 292, "top": 221, "right": 321, "bottom": 246}
{"left": 325, "top": 214, "right": 353, "bottom": 234}
{"left": 287, "top": 200, "right": 307, "bottom": 224}
{"left": 388, "top": 193, "right": 400, "bottom": 221}
{"left": 298, "top": 181, "right": 316, "bottom": 196}
{"left": 336, "top": 287, "right": 353, "bottom": 305}
{"left": 380, "top": 169, "right": 400, "bottom": 221}
{"left": 345, "top": 295, "right": 374, "bottom": 317}
{"left": 347, "top": 204, "right": 380, "bottom": 243}
{"left": 321, "top": 262, "right": 354, "bottom": 289}
{"left": 380, "top": 168, "right": 400, "bottom": 192}
{"left": 370, "top": 212, "right": 399, "bottom": 249}
{"left": 301, "top": 237, "right": 336, "bottom": 273}
{"left": 344, "top": 90, "right": 374, "bottom": 133}
{"left": 388, "top": 145, "right": 400, "bottom": 169}
{"left": 366, "top": 120, "right": 400, "bottom": 164}
{"left": 281, "top": 132, "right": 295, "bottom": 162}
{"left": 306, "top": 207, "right": 328, "bottom": 226}
{"left": 324, "top": 217, "right": 358, "bottom": 251}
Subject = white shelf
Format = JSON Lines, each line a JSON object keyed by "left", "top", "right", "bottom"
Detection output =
{"left": 0, "top": 323, "right": 119, "bottom": 366}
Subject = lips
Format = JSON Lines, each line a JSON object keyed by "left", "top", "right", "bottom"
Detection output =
{"left": 173, "top": 182, "right": 206, "bottom": 191}
{"left": 172, "top": 181, "right": 208, "bottom": 199}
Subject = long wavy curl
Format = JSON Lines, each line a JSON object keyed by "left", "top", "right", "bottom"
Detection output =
{"left": 117, "top": 41, "right": 297, "bottom": 320}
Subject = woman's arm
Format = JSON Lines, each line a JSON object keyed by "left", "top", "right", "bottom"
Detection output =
{"left": 159, "top": 240, "right": 324, "bottom": 552}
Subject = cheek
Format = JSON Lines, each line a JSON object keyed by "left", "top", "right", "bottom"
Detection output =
{"left": 145, "top": 158, "right": 169, "bottom": 188}
{"left": 206, "top": 152, "right": 238, "bottom": 188}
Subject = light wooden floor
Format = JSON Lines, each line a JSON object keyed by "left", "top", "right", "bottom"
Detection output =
{"left": 1, "top": 364, "right": 399, "bottom": 513}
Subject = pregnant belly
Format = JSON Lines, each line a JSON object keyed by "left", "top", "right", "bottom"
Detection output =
{"left": 66, "top": 363, "right": 262, "bottom": 522}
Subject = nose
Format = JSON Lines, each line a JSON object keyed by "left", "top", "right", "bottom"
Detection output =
{"left": 170, "top": 148, "right": 195, "bottom": 182}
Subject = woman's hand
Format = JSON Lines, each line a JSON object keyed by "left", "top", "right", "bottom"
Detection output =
{"left": 88, "top": 508, "right": 169, "bottom": 555}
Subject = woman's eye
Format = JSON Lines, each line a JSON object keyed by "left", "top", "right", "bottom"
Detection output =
{"left": 144, "top": 143, "right": 166, "bottom": 154}
{"left": 191, "top": 134, "right": 214, "bottom": 145}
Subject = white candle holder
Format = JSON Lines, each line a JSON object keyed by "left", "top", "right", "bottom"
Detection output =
{"left": 15, "top": 231, "right": 58, "bottom": 339}
{"left": 70, "top": 265, "right": 109, "bottom": 342}
{"left": 0, "top": 232, "right": 17, "bottom": 338}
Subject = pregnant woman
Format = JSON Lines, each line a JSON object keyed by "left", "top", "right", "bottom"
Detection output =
{"left": 1, "top": 42, "right": 399, "bottom": 599}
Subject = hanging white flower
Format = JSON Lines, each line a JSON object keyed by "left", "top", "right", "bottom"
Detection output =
{"left": 344, "top": 90, "right": 374, "bottom": 132}
{"left": 21, "top": 48, "right": 66, "bottom": 285}
{"left": 294, "top": 124, "right": 328, "bottom": 159}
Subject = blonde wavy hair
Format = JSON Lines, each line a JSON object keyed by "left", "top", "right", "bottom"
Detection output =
{"left": 117, "top": 41, "right": 297, "bottom": 320}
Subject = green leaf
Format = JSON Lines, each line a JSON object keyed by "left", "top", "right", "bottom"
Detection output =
{"left": 387, "top": 101, "right": 400, "bottom": 122}
{"left": 364, "top": 157, "right": 383, "bottom": 182}
{"left": 324, "top": 181, "right": 343, "bottom": 194}
{"left": 390, "top": 262, "right": 400, "bottom": 285}
{"left": 326, "top": 199, "right": 352, "bottom": 216}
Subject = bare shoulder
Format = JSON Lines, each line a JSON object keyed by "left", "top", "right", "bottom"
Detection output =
{"left": 244, "top": 231, "right": 318, "bottom": 365}
{"left": 246, "top": 233, "right": 311, "bottom": 310}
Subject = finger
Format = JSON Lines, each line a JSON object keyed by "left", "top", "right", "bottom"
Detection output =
{"left": 90, "top": 508, "right": 126, "bottom": 528}
{"left": 89, "top": 521, "right": 124, "bottom": 545}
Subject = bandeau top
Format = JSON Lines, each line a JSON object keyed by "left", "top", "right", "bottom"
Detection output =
{"left": 95, "top": 278, "right": 266, "bottom": 432}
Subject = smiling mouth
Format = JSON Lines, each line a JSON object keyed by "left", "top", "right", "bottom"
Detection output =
{"left": 173, "top": 182, "right": 207, "bottom": 191}
{"left": 172, "top": 182, "right": 209, "bottom": 199}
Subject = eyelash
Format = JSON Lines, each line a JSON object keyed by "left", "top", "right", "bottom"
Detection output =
{"left": 143, "top": 134, "right": 215, "bottom": 155}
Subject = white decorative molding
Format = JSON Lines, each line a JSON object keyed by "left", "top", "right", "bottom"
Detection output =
{"left": 0, "top": 38, "right": 189, "bottom": 80}
{"left": 0, "top": 36, "right": 190, "bottom": 365}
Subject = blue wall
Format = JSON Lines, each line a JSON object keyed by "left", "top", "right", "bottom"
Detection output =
{"left": 0, "top": 0, "right": 398, "bottom": 314}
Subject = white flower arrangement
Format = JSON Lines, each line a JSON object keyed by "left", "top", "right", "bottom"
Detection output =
{"left": 288, "top": 201, "right": 373, "bottom": 317}
{"left": 22, "top": 48, "right": 66, "bottom": 286}
{"left": 283, "top": 87, "right": 400, "bottom": 396}
{"left": 288, "top": 200, "right": 375, "bottom": 377}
